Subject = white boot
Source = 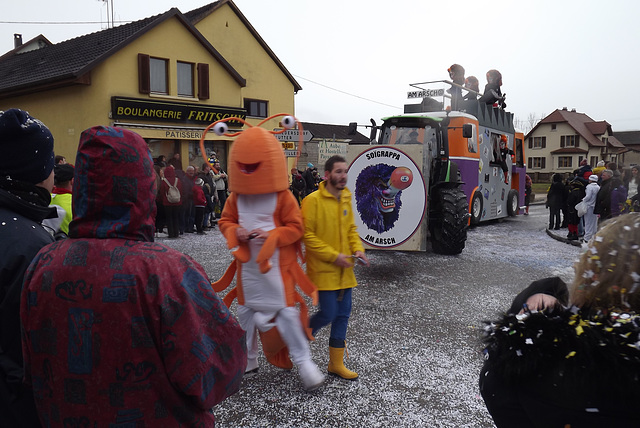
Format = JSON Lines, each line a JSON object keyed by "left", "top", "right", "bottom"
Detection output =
{"left": 245, "top": 357, "right": 259, "bottom": 376}
{"left": 298, "top": 360, "right": 325, "bottom": 391}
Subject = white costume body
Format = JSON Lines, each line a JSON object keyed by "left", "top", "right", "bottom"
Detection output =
{"left": 235, "top": 193, "right": 312, "bottom": 369}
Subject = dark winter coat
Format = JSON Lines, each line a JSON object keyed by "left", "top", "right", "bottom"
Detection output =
{"left": 595, "top": 177, "right": 626, "bottom": 220}
{"left": 291, "top": 172, "right": 307, "bottom": 199}
{"left": 198, "top": 170, "right": 216, "bottom": 212}
{"left": 0, "top": 181, "right": 56, "bottom": 427}
{"left": 481, "top": 277, "right": 640, "bottom": 428}
{"left": 577, "top": 164, "right": 592, "bottom": 185}
{"left": 478, "top": 82, "right": 505, "bottom": 108}
{"left": 566, "top": 178, "right": 586, "bottom": 224}
{"left": 546, "top": 179, "right": 566, "bottom": 210}
{"left": 21, "top": 127, "right": 247, "bottom": 427}
{"left": 303, "top": 168, "right": 316, "bottom": 194}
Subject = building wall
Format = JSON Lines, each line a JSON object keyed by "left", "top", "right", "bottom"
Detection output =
{"left": 194, "top": 3, "right": 296, "bottom": 131}
{"left": 527, "top": 122, "right": 605, "bottom": 175}
{"left": 0, "top": 5, "right": 298, "bottom": 172}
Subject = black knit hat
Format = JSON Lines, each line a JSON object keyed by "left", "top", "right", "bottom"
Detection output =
{"left": 0, "top": 109, "right": 54, "bottom": 184}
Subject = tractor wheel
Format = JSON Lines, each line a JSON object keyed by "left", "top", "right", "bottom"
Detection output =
{"left": 430, "top": 186, "right": 469, "bottom": 255}
{"left": 507, "top": 189, "right": 519, "bottom": 216}
{"left": 470, "top": 191, "right": 483, "bottom": 225}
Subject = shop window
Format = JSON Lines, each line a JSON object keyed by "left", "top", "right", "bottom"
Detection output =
{"left": 177, "top": 61, "right": 194, "bottom": 97}
{"left": 245, "top": 99, "right": 268, "bottom": 118}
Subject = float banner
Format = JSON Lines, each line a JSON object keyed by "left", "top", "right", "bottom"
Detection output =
{"left": 347, "top": 145, "right": 426, "bottom": 250}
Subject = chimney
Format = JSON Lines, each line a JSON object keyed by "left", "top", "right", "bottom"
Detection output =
{"left": 562, "top": 107, "right": 568, "bottom": 110}
{"left": 571, "top": 108, "right": 576, "bottom": 112}
{"left": 14, "top": 34, "right": 22, "bottom": 48}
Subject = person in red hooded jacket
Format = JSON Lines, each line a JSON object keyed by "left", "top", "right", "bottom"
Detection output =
{"left": 20, "top": 126, "right": 247, "bottom": 427}
{"left": 193, "top": 177, "right": 207, "bottom": 235}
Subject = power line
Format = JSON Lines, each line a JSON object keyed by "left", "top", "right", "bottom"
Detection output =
{"left": 0, "top": 20, "right": 130, "bottom": 25}
{"left": 293, "top": 74, "right": 401, "bottom": 110}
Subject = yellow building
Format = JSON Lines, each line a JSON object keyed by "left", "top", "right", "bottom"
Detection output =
{"left": 0, "top": 0, "right": 301, "bottom": 170}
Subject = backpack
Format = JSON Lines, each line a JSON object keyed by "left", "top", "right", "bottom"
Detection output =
{"left": 162, "top": 178, "right": 181, "bottom": 203}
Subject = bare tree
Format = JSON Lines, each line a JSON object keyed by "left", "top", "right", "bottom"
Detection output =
{"left": 515, "top": 112, "right": 546, "bottom": 135}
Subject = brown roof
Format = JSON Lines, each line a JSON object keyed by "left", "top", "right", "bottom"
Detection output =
{"left": 301, "top": 122, "right": 369, "bottom": 144}
{"left": 529, "top": 108, "right": 612, "bottom": 147}
{"left": 607, "top": 135, "right": 625, "bottom": 148}
{"left": 184, "top": 0, "right": 302, "bottom": 92}
{"left": 585, "top": 121, "right": 609, "bottom": 135}
{"left": 614, "top": 131, "right": 640, "bottom": 146}
{"left": 0, "top": 8, "right": 245, "bottom": 98}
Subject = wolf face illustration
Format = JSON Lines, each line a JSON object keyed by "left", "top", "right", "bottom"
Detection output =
{"left": 355, "top": 164, "right": 413, "bottom": 233}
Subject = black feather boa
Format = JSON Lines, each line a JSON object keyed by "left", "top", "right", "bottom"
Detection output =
{"left": 482, "top": 308, "right": 640, "bottom": 389}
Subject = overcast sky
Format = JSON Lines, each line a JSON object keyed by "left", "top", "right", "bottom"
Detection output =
{"left": 2, "top": 0, "right": 639, "bottom": 132}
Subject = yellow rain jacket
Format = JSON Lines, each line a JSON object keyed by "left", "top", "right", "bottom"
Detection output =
{"left": 301, "top": 181, "right": 364, "bottom": 291}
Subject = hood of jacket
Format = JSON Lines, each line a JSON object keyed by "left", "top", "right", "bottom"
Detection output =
{"left": 482, "top": 308, "right": 640, "bottom": 388}
{"left": 69, "top": 126, "right": 156, "bottom": 241}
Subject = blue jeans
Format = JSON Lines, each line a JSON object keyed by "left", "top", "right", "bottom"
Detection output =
{"left": 310, "top": 288, "right": 352, "bottom": 347}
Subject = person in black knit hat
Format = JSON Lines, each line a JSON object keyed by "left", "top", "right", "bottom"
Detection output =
{"left": 0, "top": 108, "right": 56, "bottom": 428}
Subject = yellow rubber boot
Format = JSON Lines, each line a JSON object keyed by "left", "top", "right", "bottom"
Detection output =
{"left": 328, "top": 346, "right": 358, "bottom": 380}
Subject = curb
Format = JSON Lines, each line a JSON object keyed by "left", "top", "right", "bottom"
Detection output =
{"left": 545, "top": 228, "right": 583, "bottom": 247}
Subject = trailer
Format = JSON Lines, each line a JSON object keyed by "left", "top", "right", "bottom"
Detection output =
{"left": 346, "top": 80, "right": 526, "bottom": 254}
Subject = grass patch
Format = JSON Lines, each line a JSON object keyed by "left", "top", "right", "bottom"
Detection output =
{"left": 532, "top": 182, "right": 550, "bottom": 194}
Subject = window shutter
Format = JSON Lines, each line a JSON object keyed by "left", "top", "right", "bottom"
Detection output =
{"left": 528, "top": 157, "right": 532, "bottom": 167}
{"left": 575, "top": 135, "right": 579, "bottom": 148}
{"left": 560, "top": 136, "right": 565, "bottom": 148}
{"left": 542, "top": 157, "right": 546, "bottom": 169}
{"left": 528, "top": 138, "right": 532, "bottom": 149}
{"left": 542, "top": 138, "right": 546, "bottom": 149}
{"left": 197, "top": 63, "right": 210, "bottom": 100}
{"left": 138, "top": 54, "right": 150, "bottom": 94}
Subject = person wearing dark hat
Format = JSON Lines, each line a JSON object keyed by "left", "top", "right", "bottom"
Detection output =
{"left": 0, "top": 108, "right": 56, "bottom": 428}
{"left": 49, "top": 163, "right": 74, "bottom": 236}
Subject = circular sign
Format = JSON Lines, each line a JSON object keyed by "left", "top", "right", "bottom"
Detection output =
{"left": 348, "top": 146, "right": 426, "bottom": 248}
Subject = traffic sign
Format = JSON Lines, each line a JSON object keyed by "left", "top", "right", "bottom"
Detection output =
{"left": 274, "top": 129, "right": 314, "bottom": 142}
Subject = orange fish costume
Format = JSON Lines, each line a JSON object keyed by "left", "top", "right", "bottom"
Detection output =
{"left": 202, "top": 115, "right": 325, "bottom": 391}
